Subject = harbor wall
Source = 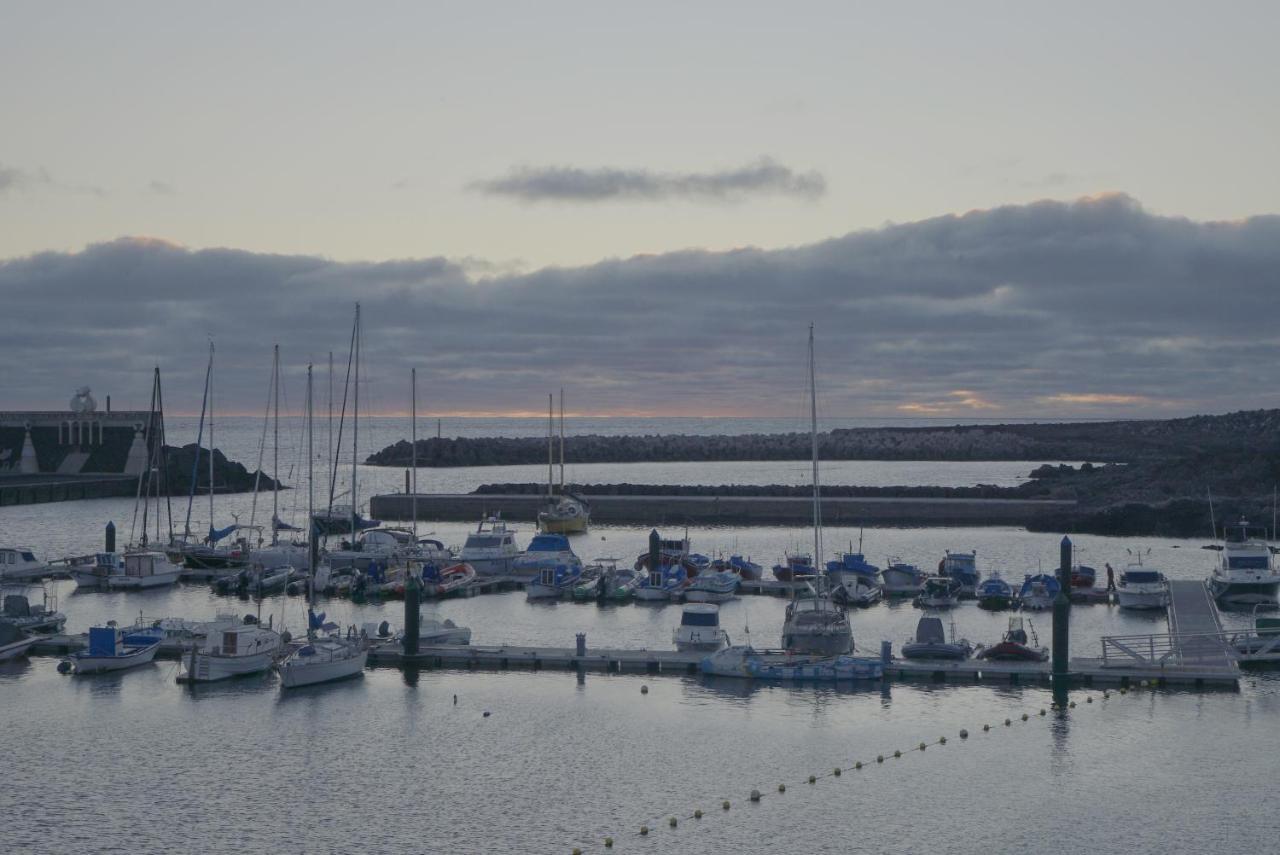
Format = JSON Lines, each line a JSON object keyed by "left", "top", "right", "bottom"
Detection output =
{"left": 0, "top": 474, "right": 138, "bottom": 506}
{"left": 370, "top": 492, "right": 1076, "bottom": 528}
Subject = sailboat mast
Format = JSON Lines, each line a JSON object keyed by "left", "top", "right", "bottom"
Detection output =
{"left": 547, "top": 393, "right": 554, "bottom": 500}
{"left": 272, "top": 344, "right": 280, "bottom": 546}
{"left": 809, "top": 323, "right": 822, "bottom": 568}
{"left": 307, "top": 363, "right": 315, "bottom": 609}
{"left": 351, "top": 304, "right": 360, "bottom": 539}
{"left": 411, "top": 366, "right": 418, "bottom": 540}
{"left": 559, "top": 388, "right": 565, "bottom": 492}
{"left": 328, "top": 350, "right": 334, "bottom": 513}
{"left": 208, "top": 342, "right": 215, "bottom": 541}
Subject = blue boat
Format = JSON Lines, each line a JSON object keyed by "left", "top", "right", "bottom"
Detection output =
{"left": 634, "top": 563, "right": 688, "bottom": 601}
{"left": 512, "top": 534, "right": 582, "bottom": 577}
{"left": 826, "top": 552, "right": 881, "bottom": 588}
{"left": 1018, "top": 573, "right": 1061, "bottom": 610}
{"left": 526, "top": 563, "right": 585, "bottom": 600}
{"left": 976, "top": 573, "right": 1014, "bottom": 610}
{"left": 58, "top": 626, "right": 161, "bottom": 675}
{"left": 939, "top": 551, "right": 981, "bottom": 596}
{"left": 684, "top": 569, "right": 740, "bottom": 603}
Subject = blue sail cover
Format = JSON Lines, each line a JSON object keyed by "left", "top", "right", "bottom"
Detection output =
{"left": 273, "top": 515, "right": 302, "bottom": 532}
{"left": 208, "top": 523, "right": 239, "bottom": 543}
{"left": 308, "top": 609, "right": 326, "bottom": 631}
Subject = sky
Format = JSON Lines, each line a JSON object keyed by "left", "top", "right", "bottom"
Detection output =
{"left": 2, "top": 2, "right": 1278, "bottom": 418}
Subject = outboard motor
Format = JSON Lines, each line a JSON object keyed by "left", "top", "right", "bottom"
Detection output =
{"left": 378, "top": 620, "right": 391, "bottom": 638}
{"left": 243, "top": 613, "right": 258, "bottom": 625}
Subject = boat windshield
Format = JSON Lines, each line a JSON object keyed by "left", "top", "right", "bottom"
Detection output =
{"left": 1227, "top": 556, "right": 1269, "bottom": 570}
{"left": 465, "top": 536, "right": 503, "bottom": 549}
{"left": 681, "top": 611, "right": 718, "bottom": 627}
{"left": 1123, "top": 570, "right": 1162, "bottom": 584}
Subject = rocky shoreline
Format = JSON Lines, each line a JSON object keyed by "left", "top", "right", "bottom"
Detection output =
{"left": 160, "top": 443, "right": 282, "bottom": 495}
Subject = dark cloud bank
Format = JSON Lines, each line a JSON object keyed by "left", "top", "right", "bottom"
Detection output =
{"left": 1, "top": 194, "right": 1277, "bottom": 417}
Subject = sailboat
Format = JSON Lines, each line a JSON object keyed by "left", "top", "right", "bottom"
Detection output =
{"left": 780, "top": 325, "right": 853, "bottom": 656}
{"left": 248, "top": 345, "right": 310, "bottom": 571}
{"left": 538, "top": 390, "right": 590, "bottom": 534}
{"left": 278, "top": 361, "right": 367, "bottom": 689}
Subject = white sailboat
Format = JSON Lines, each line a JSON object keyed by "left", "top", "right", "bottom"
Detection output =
{"left": 780, "top": 325, "right": 853, "bottom": 656}
{"left": 538, "top": 390, "right": 590, "bottom": 534}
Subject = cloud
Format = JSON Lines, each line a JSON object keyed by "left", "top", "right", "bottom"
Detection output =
{"left": 2, "top": 194, "right": 1279, "bottom": 419}
{"left": 148, "top": 180, "right": 176, "bottom": 195}
{"left": 0, "top": 162, "right": 104, "bottom": 198}
{"left": 470, "top": 157, "right": 826, "bottom": 203}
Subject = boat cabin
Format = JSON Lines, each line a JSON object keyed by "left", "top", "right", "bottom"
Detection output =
{"left": 680, "top": 603, "right": 721, "bottom": 628}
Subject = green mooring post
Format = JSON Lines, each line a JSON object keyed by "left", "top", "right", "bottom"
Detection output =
{"left": 1052, "top": 535, "right": 1072, "bottom": 697}
{"left": 648, "top": 529, "right": 661, "bottom": 577}
{"left": 404, "top": 573, "right": 421, "bottom": 657}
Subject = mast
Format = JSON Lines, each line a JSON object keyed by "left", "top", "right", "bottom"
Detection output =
{"left": 156, "top": 366, "right": 174, "bottom": 543}
{"left": 183, "top": 344, "right": 212, "bottom": 540}
{"left": 208, "top": 342, "right": 215, "bottom": 543}
{"left": 547, "top": 393, "right": 554, "bottom": 501}
{"left": 411, "top": 366, "right": 418, "bottom": 540}
{"left": 559, "top": 388, "right": 565, "bottom": 492}
{"left": 809, "top": 323, "right": 822, "bottom": 571}
{"left": 272, "top": 344, "right": 280, "bottom": 546}
{"left": 307, "top": 363, "right": 316, "bottom": 619}
{"left": 328, "top": 350, "right": 334, "bottom": 512}
{"left": 351, "top": 304, "right": 360, "bottom": 539}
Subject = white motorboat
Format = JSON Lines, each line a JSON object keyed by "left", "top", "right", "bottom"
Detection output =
{"left": 881, "top": 559, "right": 927, "bottom": 597}
{"left": 832, "top": 574, "right": 883, "bottom": 607}
{"left": 915, "top": 576, "right": 961, "bottom": 609}
{"left": 683, "top": 569, "right": 740, "bottom": 604}
{"left": 0, "top": 622, "right": 37, "bottom": 661}
{"left": 392, "top": 617, "right": 471, "bottom": 645}
{"left": 1116, "top": 561, "right": 1171, "bottom": 610}
{"left": 327, "top": 527, "right": 420, "bottom": 571}
{"left": 512, "top": 534, "right": 583, "bottom": 578}
{"left": 108, "top": 551, "right": 183, "bottom": 590}
{"left": 0, "top": 547, "right": 50, "bottom": 582}
{"left": 1208, "top": 519, "right": 1280, "bottom": 607}
{"left": 673, "top": 603, "right": 730, "bottom": 652}
{"left": 58, "top": 626, "right": 161, "bottom": 675}
{"left": 176, "top": 621, "right": 284, "bottom": 683}
{"left": 1018, "top": 574, "right": 1059, "bottom": 611}
{"left": 1, "top": 590, "right": 66, "bottom": 633}
{"left": 68, "top": 552, "right": 125, "bottom": 589}
{"left": 458, "top": 517, "right": 521, "bottom": 576}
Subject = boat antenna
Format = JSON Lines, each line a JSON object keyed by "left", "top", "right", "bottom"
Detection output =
{"left": 411, "top": 367, "right": 418, "bottom": 541}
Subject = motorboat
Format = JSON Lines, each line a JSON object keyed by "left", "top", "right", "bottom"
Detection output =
{"left": 0, "top": 547, "right": 50, "bottom": 582}
{"left": 351, "top": 561, "right": 406, "bottom": 599}
{"left": 385, "top": 616, "right": 472, "bottom": 645}
{"left": 1116, "top": 563, "right": 1170, "bottom": 610}
{"left": 458, "top": 517, "right": 521, "bottom": 576}
{"left": 782, "top": 583, "right": 852, "bottom": 656}
{"left": 712, "top": 555, "right": 763, "bottom": 581}
{"left": 700, "top": 646, "right": 883, "bottom": 681}
{"left": 278, "top": 609, "right": 367, "bottom": 689}
{"left": 327, "top": 527, "right": 432, "bottom": 571}
{"left": 246, "top": 565, "right": 294, "bottom": 596}
{"left": 177, "top": 620, "right": 284, "bottom": 682}
{"left": 1018, "top": 573, "right": 1061, "bottom": 611}
{"left": 881, "top": 559, "right": 927, "bottom": 597}
{"left": 57, "top": 626, "right": 161, "bottom": 675}
{"left": 635, "top": 536, "right": 699, "bottom": 576}
{"left": 1232, "top": 607, "right": 1280, "bottom": 656}
{"left": 526, "top": 563, "right": 585, "bottom": 600}
{"left": 1208, "top": 518, "right": 1280, "bottom": 608}
{"left": 512, "top": 534, "right": 583, "bottom": 577}
{"left": 310, "top": 561, "right": 357, "bottom": 596}
{"left": 570, "top": 564, "right": 605, "bottom": 601}
{"left": 684, "top": 569, "right": 740, "bottom": 604}
{"left": 633, "top": 562, "right": 688, "bottom": 602}
{"left": 0, "top": 622, "right": 37, "bottom": 661}
{"left": 915, "top": 576, "right": 961, "bottom": 609}
{"left": 68, "top": 552, "right": 125, "bottom": 589}
{"left": 901, "top": 614, "right": 973, "bottom": 660}
{"left": 978, "top": 617, "right": 1048, "bottom": 661}
{"left": 831, "top": 574, "right": 883, "bottom": 608}
{"left": 673, "top": 603, "right": 730, "bottom": 652}
{"left": 108, "top": 551, "right": 183, "bottom": 590}
{"left": 1, "top": 590, "right": 66, "bottom": 633}
{"left": 976, "top": 573, "right": 1014, "bottom": 610}
{"left": 1071, "top": 564, "right": 1098, "bottom": 589}
{"left": 419, "top": 562, "right": 478, "bottom": 597}
{"left": 597, "top": 562, "right": 642, "bottom": 602}
{"left": 825, "top": 550, "right": 881, "bottom": 591}
{"left": 772, "top": 553, "right": 816, "bottom": 582}
{"left": 539, "top": 495, "right": 590, "bottom": 535}
{"left": 938, "top": 550, "right": 980, "bottom": 597}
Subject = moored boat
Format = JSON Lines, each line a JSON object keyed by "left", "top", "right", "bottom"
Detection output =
{"left": 684, "top": 569, "right": 740, "bottom": 604}
{"left": 881, "top": 559, "right": 927, "bottom": 597}
{"left": 915, "top": 576, "right": 961, "bottom": 609}
{"left": 458, "top": 517, "right": 521, "bottom": 576}
{"left": 0, "top": 547, "right": 51, "bottom": 582}
{"left": 1116, "top": 562, "right": 1170, "bottom": 610}
{"left": 1, "top": 590, "right": 66, "bottom": 634}
{"left": 831, "top": 574, "right": 882, "bottom": 607}
{"left": 0, "top": 622, "right": 37, "bottom": 661}
{"left": 58, "top": 626, "right": 161, "bottom": 675}
{"left": 633, "top": 563, "right": 688, "bottom": 602}
{"left": 526, "top": 563, "right": 584, "bottom": 600}
{"left": 700, "top": 646, "right": 883, "bottom": 681}
{"left": 1018, "top": 573, "right": 1060, "bottom": 611}
{"left": 177, "top": 620, "right": 284, "bottom": 683}
{"left": 978, "top": 616, "right": 1047, "bottom": 662}
{"left": 713, "top": 555, "right": 763, "bottom": 581}
{"left": 976, "top": 573, "right": 1014, "bottom": 610}
{"left": 772, "top": 553, "right": 816, "bottom": 582}
{"left": 902, "top": 614, "right": 973, "bottom": 660}
{"left": 938, "top": 550, "right": 980, "bottom": 597}
{"left": 512, "top": 533, "right": 583, "bottom": 577}
{"left": 1208, "top": 518, "right": 1280, "bottom": 608}
{"left": 673, "top": 603, "right": 730, "bottom": 652}
{"left": 420, "top": 562, "right": 478, "bottom": 597}
{"left": 108, "top": 551, "right": 183, "bottom": 590}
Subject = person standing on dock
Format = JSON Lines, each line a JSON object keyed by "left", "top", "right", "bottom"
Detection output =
{"left": 1105, "top": 563, "right": 1116, "bottom": 591}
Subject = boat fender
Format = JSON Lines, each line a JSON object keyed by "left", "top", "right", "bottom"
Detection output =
{"left": 57, "top": 660, "right": 72, "bottom": 674}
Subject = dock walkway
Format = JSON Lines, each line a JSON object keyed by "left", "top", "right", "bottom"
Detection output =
{"left": 1167, "top": 580, "right": 1233, "bottom": 668}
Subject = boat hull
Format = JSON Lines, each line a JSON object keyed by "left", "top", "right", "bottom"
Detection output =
{"left": 0, "top": 636, "right": 37, "bottom": 661}
{"left": 1117, "top": 588, "right": 1170, "bottom": 610}
{"left": 1208, "top": 577, "right": 1280, "bottom": 607}
{"left": 108, "top": 571, "right": 182, "bottom": 590}
{"left": 902, "top": 643, "right": 970, "bottom": 661}
{"left": 178, "top": 650, "right": 277, "bottom": 683}
{"left": 68, "top": 643, "right": 160, "bottom": 674}
{"left": 279, "top": 648, "right": 367, "bottom": 688}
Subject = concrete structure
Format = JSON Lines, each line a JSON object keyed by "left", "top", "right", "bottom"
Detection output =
{"left": 1, "top": 386, "right": 157, "bottom": 480}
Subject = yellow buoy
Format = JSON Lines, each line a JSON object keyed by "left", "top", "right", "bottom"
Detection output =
{"left": 808, "top": 775, "right": 816, "bottom": 784}
{"left": 778, "top": 783, "right": 786, "bottom": 793}
{"left": 669, "top": 817, "right": 677, "bottom": 828}
{"left": 640, "top": 825, "right": 649, "bottom": 836}
{"left": 605, "top": 838, "right": 614, "bottom": 848}
{"left": 723, "top": 800, "right": 731, "bottom": 810}
{"left": 694, "top": 809, "right": 703, "bottom": 819}
{"left": 833, "top": 767, "right": 841, "bottom": 777}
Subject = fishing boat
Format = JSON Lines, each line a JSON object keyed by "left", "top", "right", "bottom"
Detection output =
{"left": 915, "top": 576, "right": 961, "bottom": 609}
{"left": 526, "top": 563, "right": 584, "bottom": 600}
{"left": 177, "top": 619, "right": 284, "bottom": 683}
{"left": 712, "top": 554, "right": 763, "bottom": 581}
{"left": 700, "top": 646, "right": 883, "bottom": 681}
{"left": 938, "top": 550, "right": 980, "bottom": 597}
{"left": 831, "top": 574, "right": 883, "bottom": 607}
{"left": 459, "top": 517, "right": 521, "bottom": 576}
{"left": 388, "top": 617, "right": 472, "bottom": 645}
{"left": 1071, "top": 564, "right": 1098, "bottom": 589}
{"left": 1116, "top": 562, "right": 1170, "bottom": 610}
{"left": 512, "top": 533, "right": 583, "bottom": 577}
{"left": 538, "top": 391, "right": 591, "bottom": 534}
{"left": 825, "top": 547, "right": 881, "bottom": 590}
{"left": 57, "top": 626, "right": 161, "bottom": 675}
{"left": 635, "top": 535, "right": 696, "bottom": 574}
{"left": 684, "top": 569, "right": 740, "bottom": 604}
{"left": 978, "top": 616, "right": 1048, "bottom": 662}
{"left": 68, "top": 553, "right": 125, "bottom": 589}
{"left": 596, "top": 561, "right": 642, "bottom": 602}
{"left": 0, "top": 547, "right": 50, "bottom": 582}
{"left": 107, "top": 551, "right": 183, "bottom": 590}
{"left": 0, "top": 622, "right": 37, "bottom": 661}
{"left": 673, "top": 603, "right": 731, "bottom": 651}
{"left": 772, "top": 553, "right": 816, "bottom": 582}
{"left": 419, "top": 562, "right": 478, "bottom": 598}
{"left": 881, "top": 559, "right": 927, "bottom": 597}
{"left": 901, "top": 614, "right": 973, "bottom": 661}
{"left": 1018, "top": 574, "right": 1060, "bottom": 611}
{"left": 633, "top": 562, "right": 688, "bottom": 602}
{"left": 1, "top": 590, "right": 66, "bottom": 633}
{"left": 976, "top": 573, "right": 1014, "bottom": 610}
{"left": 1208, "top": 518, "right": 1280, "bottom": 608}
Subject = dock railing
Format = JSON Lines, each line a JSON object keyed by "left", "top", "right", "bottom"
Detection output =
{"left": 1099, "top": 630, "right": 1276, "bottom": 667}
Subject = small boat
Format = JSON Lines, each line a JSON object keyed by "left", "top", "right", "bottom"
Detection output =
{"left": 1232, "top": 606, "right": 1280, "bottom": 655}
{"left": 712, "top": 555, "right": 763, "bottom": 581}
{"left": 978, "top": 617, "right": 1048, "bottom": 662}
{"left": 635, "top": 536, "right": 700, "bottom": 576}
{"left": 570, "top": 564, "right": 605, "bottom": 601}
{"left": 915, "top": 576, "right": 961, "bottom": 609}
{"left": 902, "top": 614, "right": 973, "bottom": 661}
{"left": 327, "top": 527, "right": 429, "bottom": 572}
{"left": 700, "top": 646, "right": 883, "bottom": 681}
{"left": 278, "top": 609, "right": 367, "bottom": 689}
{"left": 772, "top": 553, "right": 816, "bottom": 582}
{"left": 825, "top": 550, "right": 881, "bottom": 591}
{"left": 310, "top": 562, "right": 357, "bottom": 596}
{"left": 0, "top": 622, "right": 37, "bottom": 661}
{"left": 976, "top": 573, "right": 1014, "bottom": 610}
{"left": 106, "top": 551, "right": 183, "bottom": 590}
{"left": 420, "top": 562, "right": 478, "bottom": 597}
{"left": 350, "top": 560, "right": 403, "bottom": 599}
{"left": 176, "top": 620, "right": 284, "bottom": 683}
{"left": 526, "top": 563, "right": 584, "bottom": 600}
{"left": 633, "top": 563, "right": 688, "bottom": 602}
{"left": 938, "top": 550, "right": 980, "bottom": 597}
{"left": 1018, "top": 574, "right": 1060, "bottom": 611}
{"left": 390, "top": 616, "right": 471, "bottom": 645}
{"left": 0, "top": 547, "right": 51, "bottom": 582}
{"left": 782, "top": 583, "right": 852, "bottom": 656}
{"left": 58, "top": 626, "right": 161, "bottom": 675}
{"left": 458, "top": 517, "right": 521, "bottom": 576}
{"left": 539, "top": 495, "right": 591, "bottom": 535}
{"left": 684, "top": 569, "right": 740, "bottom": 604}
{"left": 1071, "top": 564, "right": 1098, "bottom": 589}
{"left": 1116, "top": 562, "right": 1170, "bottom": 610}
{"left": 68, "top": 552, "right": 125, "bottom": 589}
{"left": 1208, "top": 518, "right": 1280, "bottom": 608}
{"left": 512, "top": 533, "right": 583, "bottom": 578}
{"left": 881, "top": 559, "right": 927, "bottom": 597}
{"left": 673, "top": 603, "right": 730, "bottom": 651}
{"left": 1, "top": 590, "right": 66, "bottom": 634}
{"left": 831, "top": 575, "right": 883, "bottom": 608}
{"left": 598, "top": 562, "right": 642, "bottom": 602}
